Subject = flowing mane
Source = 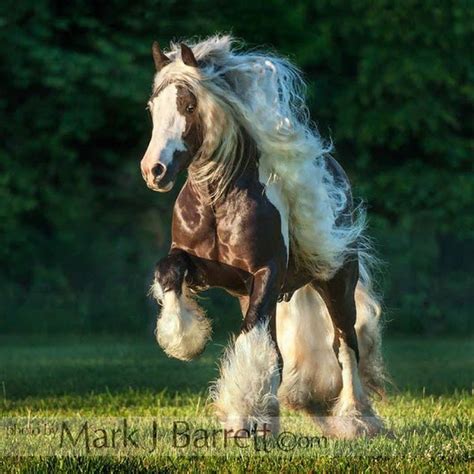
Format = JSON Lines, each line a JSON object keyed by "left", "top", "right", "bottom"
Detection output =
{"left": 153, "top": 35, "right": 369, "bottom": 280}
{"left": 153, "top": 35, "right": 329, "bottom": 190}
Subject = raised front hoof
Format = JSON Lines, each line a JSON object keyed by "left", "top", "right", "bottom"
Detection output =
{"left": 319, "top": 414, "right": 384, "bottom": 440}
{"left": 157, "top": 337, "right": 207, "bottom": 361}
{"left": 154, "top": 285, "right": 212, "bottom": 361}
{"left": 156, "top": 312, "right": 211, "bottom": 361}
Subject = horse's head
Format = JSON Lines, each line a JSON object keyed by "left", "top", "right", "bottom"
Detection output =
{"left": 141, "top": 43, "right": 202, "bottom": 192}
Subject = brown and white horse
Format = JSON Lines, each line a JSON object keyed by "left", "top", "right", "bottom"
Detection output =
{"left": 140, "top": 36, "right": 385, "bottom": 439}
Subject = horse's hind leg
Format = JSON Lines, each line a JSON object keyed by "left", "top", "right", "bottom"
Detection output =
{"left": 313, "top": 260, "right": 383, "bottom": 438}
{"left": 152, "top": 249, "right": 211, "bottom": 361}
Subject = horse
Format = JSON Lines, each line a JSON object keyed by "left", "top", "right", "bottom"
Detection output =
{"left": 140, "top": 35, "right": 385, "bottom": 439}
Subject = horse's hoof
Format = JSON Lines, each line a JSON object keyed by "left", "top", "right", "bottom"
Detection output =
{"left": 322, "top": 415, "right": 384, "bottom": 440}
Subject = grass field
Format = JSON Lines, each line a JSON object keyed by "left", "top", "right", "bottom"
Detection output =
{"left": 0, "top": 335, "right": 472, "bottom": 472}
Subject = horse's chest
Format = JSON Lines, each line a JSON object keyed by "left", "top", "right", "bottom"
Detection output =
{"left": 171, "top": 178, "right": 288, "bottom": 274}
{"left": 171, "top": 194, "right": 255, "bottom": 266}
{"left": 171, "top": 186, "right": 219, "bottom": 261}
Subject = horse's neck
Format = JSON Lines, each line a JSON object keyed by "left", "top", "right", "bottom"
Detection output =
{"left": 190, "top": 129, "right": 260, "bottom": 206}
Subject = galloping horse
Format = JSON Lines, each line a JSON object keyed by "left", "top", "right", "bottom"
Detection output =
{"left": 140, "top": 35, "right": 385, "bottom": 439}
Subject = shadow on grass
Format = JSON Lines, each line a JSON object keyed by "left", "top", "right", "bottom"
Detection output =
{"left": 0, "top": 335, "right": 472, "bottom": 401}
{"left": 0, "top": 335, "right": 228, "bottom": 401}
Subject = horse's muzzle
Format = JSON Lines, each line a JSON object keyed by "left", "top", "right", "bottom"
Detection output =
{"left": 150, "top": 161, "right": 177, "bottom": 192}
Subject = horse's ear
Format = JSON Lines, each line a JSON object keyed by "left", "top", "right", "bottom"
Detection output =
{"left": 152, "top": 41, "right": 171, "bottom": 71}
{"left": 180, "top": 43, "right": 198, "bottom": 68}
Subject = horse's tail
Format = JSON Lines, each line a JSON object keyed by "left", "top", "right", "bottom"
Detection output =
{"left": 354, "top": 257, "right": 385, "bottom": 398}
{"left": 276, "top": 258, "right": 384, "bottom": 412}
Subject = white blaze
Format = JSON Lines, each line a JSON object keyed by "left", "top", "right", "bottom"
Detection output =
{"left": 146, "top": 84, "right": 187, "bottom": 167}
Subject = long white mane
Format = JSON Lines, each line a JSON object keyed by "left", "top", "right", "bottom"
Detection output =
{"left": 154, "top": 35, "right": 370, "bottom": 280}
{"left": 155, "top": 35, "right": 329, "bottom": 185}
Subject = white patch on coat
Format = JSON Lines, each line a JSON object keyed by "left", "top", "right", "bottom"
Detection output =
{"left": 152, "top": 280, "right": 211, "bottom": 361}
{"left": 145, "top": 84, "right": 187, "bottom": 168}
{"left": 211, "top": 322, "right": 280, "bottom": 435}
{"left": 275, "top": 282, "right": 384, "bottom": 438}
{"left": 277, "top": 285, "right": 342, "bottom": 409}
{"left": 258, "top": 162, "right": 289, "bottom": 263}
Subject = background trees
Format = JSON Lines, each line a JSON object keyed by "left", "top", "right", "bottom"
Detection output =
{"left": 1, "top": 0, "right": 472, "bottom": 334}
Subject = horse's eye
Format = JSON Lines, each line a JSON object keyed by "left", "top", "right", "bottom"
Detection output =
{"left": 186, "top": 105, "right": 195, "bottom": 114}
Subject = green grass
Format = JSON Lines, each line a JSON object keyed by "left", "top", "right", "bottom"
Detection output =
{"left": 0, "top": 335, "right": 472, "bottom": 472}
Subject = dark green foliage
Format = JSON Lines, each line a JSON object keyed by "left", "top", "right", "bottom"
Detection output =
{"left": 0, "top": 1, "right": 472, "bottom": 334}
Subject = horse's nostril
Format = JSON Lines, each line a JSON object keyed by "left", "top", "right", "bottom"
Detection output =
{"left": 152, "top": 163, "right": 166, "bottom": 181}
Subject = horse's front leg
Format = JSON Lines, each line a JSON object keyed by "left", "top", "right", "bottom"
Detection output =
{"left": 212, "top": 262, "right": 283, "bottom": 437}
{"left": 152, "top": 249, "right": 211, "bottom": 361}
